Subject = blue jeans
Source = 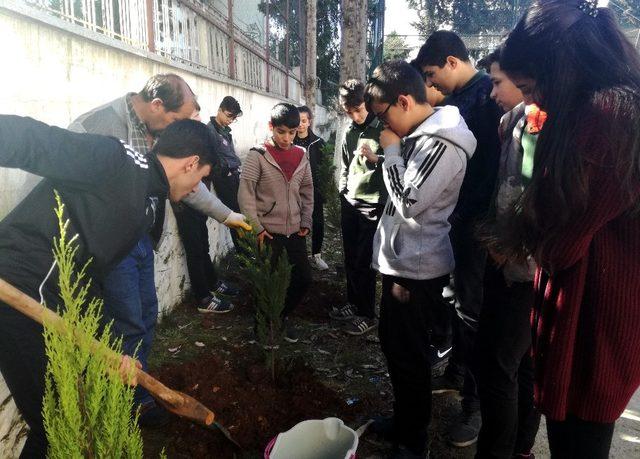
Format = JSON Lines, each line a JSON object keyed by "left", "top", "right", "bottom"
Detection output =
{"left": 101, "top": 234, "right": 158, "bottom": 405}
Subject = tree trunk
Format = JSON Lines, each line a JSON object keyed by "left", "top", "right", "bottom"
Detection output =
{"left": 304, "top": 0, "right": 318, "bottom": 113}
{"left": 339, "top": 0, "right": 368, "bottom": 83}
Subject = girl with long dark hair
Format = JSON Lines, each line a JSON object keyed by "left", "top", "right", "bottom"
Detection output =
{"left": 498, "top": 0, "right": 640, "bottom": 457}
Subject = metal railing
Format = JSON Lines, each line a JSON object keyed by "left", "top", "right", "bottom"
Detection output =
{"left": 27, "top": 0, "right": 149, "bottom": 48}
{"left": 24, "top": 0, "right": 304, "bottom": 99}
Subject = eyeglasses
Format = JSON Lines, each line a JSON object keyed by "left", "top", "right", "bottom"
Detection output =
{"left": 222, "top": 111, "right": 242, "bottom": 122}
{"left": 374, "top": 103, "right": 394, "bottom": 123}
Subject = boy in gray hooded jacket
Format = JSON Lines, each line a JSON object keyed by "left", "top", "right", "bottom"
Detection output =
{"left": 365, "top": 60, "right": 477, "bottom": 458}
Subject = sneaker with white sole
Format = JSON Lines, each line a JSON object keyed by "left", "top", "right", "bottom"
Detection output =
{"left": 329, "top": 303, "right": 357, "bottom": 321}
{"left": 312, "top": 253, "right": 329, "bottom": 270}
{"left": 283, "top": 320, "right": 299, "bottom": 343}
{"left": 212, "top": 279, "right": 240, "bottom": 296}
{"left": 431, "top": 371, "right": 464, "bottom": 394}
{"left": 197, "top": 294, "right": 234, "bottom": 313}
{"left": 345, "top": 316, "right": 377, "bottom": 336}
{"left": 448, "top": 409, "right": 481, "bottom": 447}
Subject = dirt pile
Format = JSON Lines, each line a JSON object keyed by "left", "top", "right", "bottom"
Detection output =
{"left": 153, "top": 351, "right": 371, "bottom": 458}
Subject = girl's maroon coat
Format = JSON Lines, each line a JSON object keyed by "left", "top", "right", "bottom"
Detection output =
{"left": 532, "top": 88, "right": 640, "bottom": 422}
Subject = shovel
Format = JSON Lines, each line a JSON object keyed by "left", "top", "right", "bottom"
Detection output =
{"left": 0, "top": 277, "right": 241, "bottom": 449}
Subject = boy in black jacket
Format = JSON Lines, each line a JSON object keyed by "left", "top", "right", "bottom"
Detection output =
{"left": 206, "top": 96, "right": 244, "bottom": 249}
{"left": 0, "top": 116, "right": 216, "bottom": 457}
{"left": 294, "top": 105, "right": 328, "bottom": 270}
{"left": 414, "top": 30, "right": 503, "bottom": 447}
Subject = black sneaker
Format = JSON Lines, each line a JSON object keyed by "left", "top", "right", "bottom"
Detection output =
{"left": 283, "top": 321, "right": 299, "bottom": 343}
{"left": 197, "top": 294, "right": 234, "bottom": 313}
{"left": 431, "top": 371, "right": 464, "bottom": 395}
{"left": 344, "top": 316, "right": 377, "bottom": 336}
{"left": 138, "top": 401, "right": 171, "bottom": 428}
{"left": 329, "top": 303, "right": 357, "bottom": 321}
{"left": 212, "top": 280, "right": 240, "bottom": 296}
{"left": 448, "top": 409, "right": 481, "bottom": 447}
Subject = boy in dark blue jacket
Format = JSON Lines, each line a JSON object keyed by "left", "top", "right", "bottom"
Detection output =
{"left": 415, "top": 30, "right": 503, "bottom": 447}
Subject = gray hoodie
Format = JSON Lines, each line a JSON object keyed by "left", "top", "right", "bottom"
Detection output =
{"left": 372, "top": 105, "right": 477, "bottom": 280}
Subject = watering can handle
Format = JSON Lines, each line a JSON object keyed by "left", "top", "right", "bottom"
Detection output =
{"left": 264, "top": 435, "right": 277, "bottom": 458}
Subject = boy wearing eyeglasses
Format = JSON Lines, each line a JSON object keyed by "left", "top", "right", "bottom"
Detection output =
{"left": 329, "top": 79, "right": 387, "bottom": 337}
{"left": 365, "top": 60, "right": 476, "bottom": 458}
{"left": 207, "top": 96, "right": 244, "bottom": 249}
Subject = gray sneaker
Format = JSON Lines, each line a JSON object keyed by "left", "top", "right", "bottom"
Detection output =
{"left": 344, "top": 316, "right": 377, "bottom": 336}
{"left": 448, "top": 410, "right": 481, "bottom": 447}
{"left": 197, "top": 294, "right": 234, "bottom": 314}
{"left": 329, "top": 303, "right": 357, "bottom": 321}
{"left": 212, "top": 279, "right": 240, "bottom": 296}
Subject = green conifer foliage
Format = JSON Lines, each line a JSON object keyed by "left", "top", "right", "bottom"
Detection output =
{"left": 236, "top": 226, "right": 292, "bottom": 380}
{"left": 317, "top": 142, "right": 340, "bottom": 230}
{"left": 42, "top": 193, "right": 143, "bottom": 458}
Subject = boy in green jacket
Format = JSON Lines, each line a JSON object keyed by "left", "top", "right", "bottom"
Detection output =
{"left": 329, "top": 79, "right": 387, "bottom": 336}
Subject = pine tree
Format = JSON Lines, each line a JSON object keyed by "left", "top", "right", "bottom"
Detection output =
{"left": 317, "top": 142, "right": 341, "bottom": 230}
{"left": 42, "top": 193, "right": 143, "bottom": 459}
{"left": 236, "top": 226, "right": 292, "bottom": 380}
{"left": 383, "top": 31, "right": 412, "bottom": 61}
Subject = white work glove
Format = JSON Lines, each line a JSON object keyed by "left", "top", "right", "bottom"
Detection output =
{"left": 223, "top": 212, "right": 252, "bottom": 231}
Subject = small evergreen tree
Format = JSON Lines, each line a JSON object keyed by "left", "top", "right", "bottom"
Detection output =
{"left": 236, "top": 227, "right": 292, "bottom": 380}
{"left": 42, "top": 193, "right": 143, "bottom": 458}
{"left": 383, "top": 31, "right": 412, "bottom": 61}
{"left": 317, "top": 142, "right": 341, "bottom": 230}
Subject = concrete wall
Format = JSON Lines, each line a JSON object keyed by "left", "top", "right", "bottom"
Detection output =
{"left": 0, "top": 4, "right": 336, "bottom": 455}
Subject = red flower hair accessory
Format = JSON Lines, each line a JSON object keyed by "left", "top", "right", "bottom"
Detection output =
{"left": 525, "top": 104, "right": 547, "bottom": 134}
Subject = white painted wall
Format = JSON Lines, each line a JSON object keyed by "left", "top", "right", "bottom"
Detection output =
{"left": 0, "top": 6, "right": 336, "bottom": 455}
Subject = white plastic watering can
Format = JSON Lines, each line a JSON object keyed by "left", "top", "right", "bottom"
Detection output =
{"left": 264, "top": 417, "right": 359, "bottom": 459}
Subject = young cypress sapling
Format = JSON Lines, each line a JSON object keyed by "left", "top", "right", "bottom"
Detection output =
{"left": 236, "top": 226, "right": 291, "bottom": 380}
{"left": 42, "top": 193, "right": 143, "bottom": 458}
{"left": 318, "top": 142, "right": 341, "bottom": 230}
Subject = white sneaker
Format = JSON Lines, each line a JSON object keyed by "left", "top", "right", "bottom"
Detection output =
{"left": 312, "top": 253, "right": 329, "bottom": 270}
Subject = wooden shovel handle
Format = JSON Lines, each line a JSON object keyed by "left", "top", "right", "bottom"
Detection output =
{"left": 0, "top": 277, "right": 214, "bottom": 426}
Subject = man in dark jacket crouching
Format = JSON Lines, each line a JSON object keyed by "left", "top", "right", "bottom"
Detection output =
{"left": 0, "top": 116, "right": 216, "bottom": 458}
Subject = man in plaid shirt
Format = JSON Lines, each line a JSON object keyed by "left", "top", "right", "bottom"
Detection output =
{"left": 69, "top": 74, "right": 247, "bottom": 426}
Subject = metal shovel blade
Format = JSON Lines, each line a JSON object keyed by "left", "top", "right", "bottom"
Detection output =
{"left": 208, "top": 421, "right": 242, "bottom": 449}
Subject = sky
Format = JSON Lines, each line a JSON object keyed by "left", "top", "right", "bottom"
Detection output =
{"left": 383, "top": 0, "right": 424, "bottom": 59}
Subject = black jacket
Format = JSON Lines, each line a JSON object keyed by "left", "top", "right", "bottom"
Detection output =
{"left": 207, "top": 118, "right": 241, "bottom": 172}
{"left": 444, "top": 71, "right": 503, "bottom": 223}
{"left": 294, "top": 130, "right": 326, "bottom": 200}
{"left": 0, "top": 115, "right": 168, "bottom": 304}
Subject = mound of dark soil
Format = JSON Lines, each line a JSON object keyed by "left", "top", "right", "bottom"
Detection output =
{"left": 152, "top": 351, "right": 372, "bottom": 458}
